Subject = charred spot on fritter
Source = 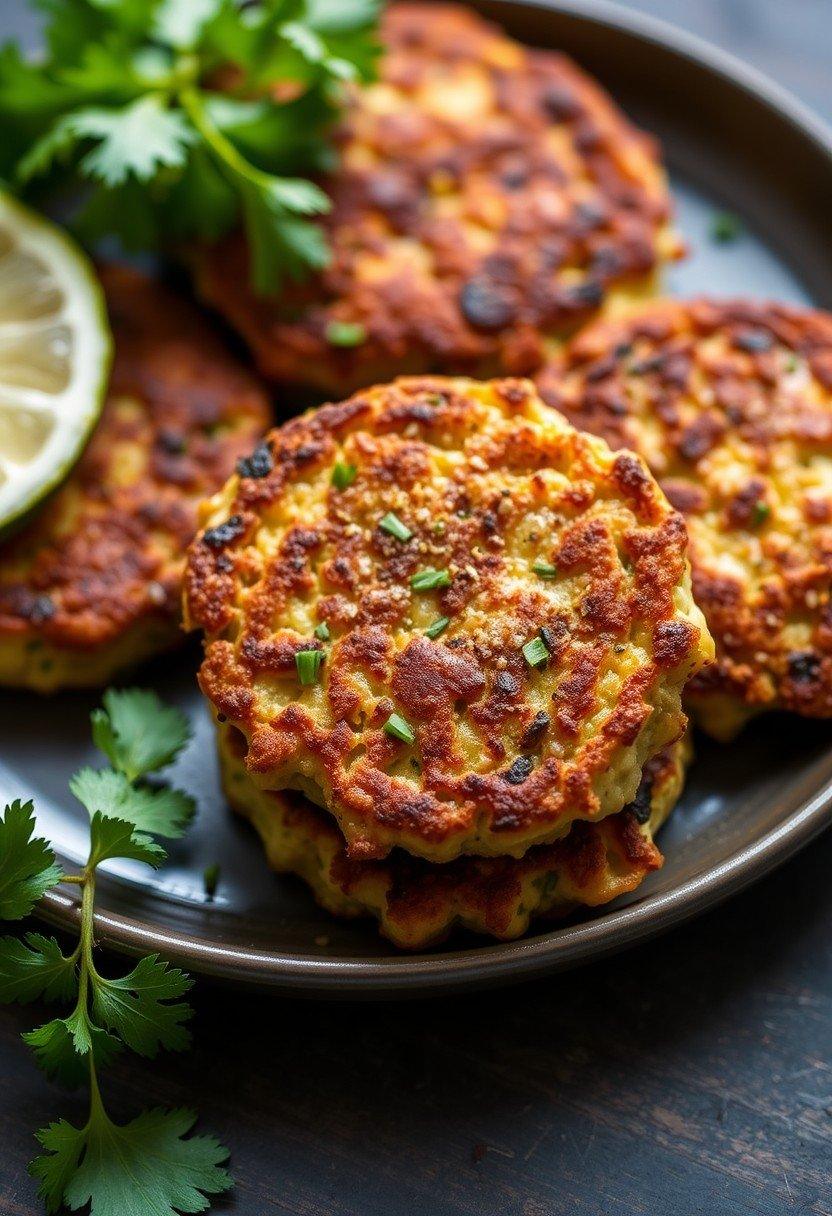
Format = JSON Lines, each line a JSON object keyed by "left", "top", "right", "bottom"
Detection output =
{"left": 0, "top": 265, "right": 270, "bottom": 692}
{"left": 538, "top": 297, "right": 832, "bottom": 737}
{"left": 196, "top": 2, "right": 681, "bottom": 396}
{"left": 186, "top": 375, "right": 710, "bottom": 862}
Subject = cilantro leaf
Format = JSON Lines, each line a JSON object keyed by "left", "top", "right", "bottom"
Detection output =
{"left": 23, "top": 1012, "right": 121, "bottom": 1089}
{"left": 92, "top": 954, "right": 193, "bottom": 1058}
{"left": 75, "top": 96, "right": 196, "bottom": 186}
{"left": 32, "top": 1105, "right": 232, "bottom": 1216}
{"left": 88, "top": 813, "right": 167, "bottom": 870}
{"left": 153, "top": 0, "right": 223, "bottom": 49}
{"left": 0, "top": 933, "right": 77, "bottom": 1005}
{"left": 70, "top": 769, "right": 196, "bottom": 839}
{"left": 0, "top": 800, "right": 62, "bottom": 920}
{"left": 0, "top": 0, "right": 382, "bottom": 292}
{"left": 30, "top": 1118, "right": 86, "bottom": 1216}
{"left": 91, "top": 688, "right": 192, "bottom": 780}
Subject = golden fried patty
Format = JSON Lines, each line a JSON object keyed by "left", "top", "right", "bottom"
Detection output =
{"left": 221, "top": 723, "right": 689, "bottom": 949}
{"left": 0, "top": 265, "right": 270, "bottom": 692}
{"left": 538, "top": 298, "right": 832, "bottom": 738}
{"left": 185, "top": 376, "right": 710, "bottom": 861}
{"left": 197, "top": 2, "right": 680, "bottom": 396}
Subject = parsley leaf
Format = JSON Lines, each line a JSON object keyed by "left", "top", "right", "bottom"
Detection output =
{"left": 23, "top": 1013, "right": 121, "bottom": 1089}
{"left": 1, "top": 686, "right": 231, "bottom": 1214}
{"left": 91, "top": 687, "right": 191, "bottom": 780}
{"left": 91, "top": 954, "right": 193, "bottom": 1058}
{"left": 0, "top": 933, "right": 77, "bottom": 1005}
{"left": 70, "top": 769, "right": 196, "bottom": 839}
{"left": 0, "top": 800, "right": 62, "bottom": 920}
{"left": 88, "top": 812, "right": 168, "bottom": 870}
{"left": 32, "top": 1106, "right": 232, "bottom": 1216}
{"left": 0, "top": 0, "right": 383, "bottom": 292}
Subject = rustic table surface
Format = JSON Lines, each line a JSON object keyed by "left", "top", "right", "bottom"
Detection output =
{"left": 2, "top": 2, "right": 832, "bottom": 1214}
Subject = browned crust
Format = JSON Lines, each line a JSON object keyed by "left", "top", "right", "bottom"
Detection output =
{"left": 186, "top": 375, "right": 707, "bottom": 860}
{"left": 196, "top": 2, "right": 679, "bottom": 395}
{"left": 538, "top": 297, "right": 832, "bottom": 727}
{"left": 0, "top": 265, "right": 271, "bottom": 656}
{"left": 224, "top": 728, "right": 686, "bottom": 949}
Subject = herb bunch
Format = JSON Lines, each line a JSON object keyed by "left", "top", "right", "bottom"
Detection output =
{"left": 0, "top": 688, "right": 232, "bottom": 1215}
{"left": 0, "top": 0, "right": 382, "bottom": 292}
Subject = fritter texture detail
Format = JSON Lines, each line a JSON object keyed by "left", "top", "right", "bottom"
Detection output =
{"left": 0, "top": 265, "right": 270, "bottom": 691}
{"left": 186, "top": 376, "right": 709, "bottom": 860}
{"left": 197, "top": 2, "right": 680, "bottom": 395}
{"left": 539, "top": 297, "right": 832, "bottom": 737}
{"left": 220, "top": 724, "right": 689, "bottom": 949}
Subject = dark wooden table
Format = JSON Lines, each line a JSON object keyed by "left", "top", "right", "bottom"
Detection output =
{"left": 2, "top": 3, "right": 832, "bottom": 1214}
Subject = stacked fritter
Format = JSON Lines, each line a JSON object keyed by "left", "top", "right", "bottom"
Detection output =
{"left": 185, "top": 376, "right": 711, "bottom": 946}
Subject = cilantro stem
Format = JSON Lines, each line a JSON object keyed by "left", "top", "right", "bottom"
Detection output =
{"left": 178, "top": 86, "right": 271, "bottom": 192}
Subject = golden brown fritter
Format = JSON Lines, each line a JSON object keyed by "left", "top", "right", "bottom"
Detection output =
{"left": 185, "top": 376, "right": 710, "bottom": 862}
{"left": 538, "top": 297, "right": 832, "bottom": 738}
{"left": 0, "top": 265, "right": 270, "bottom": 691}
{"left": 196, "top": 2, "right": 680, "bottom": 396}
{"left": 220, "top": 723, "right": 689, "bottom": 949}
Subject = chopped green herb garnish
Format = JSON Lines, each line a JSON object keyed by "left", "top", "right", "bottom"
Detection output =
{"left": 331, "top": 461, "right": 357, "bottom": 490}
{"left": 752, "top": 502, "right": 771, "bottom": 527}
{"left": 295, "top": 648, "right": 324, "bottom": 686}
{"left": 410, "top": 568, "right": 452, "bottom": 591}
{"left": 384, "top": 713, "right": 415, "bottom": 744}
{"left": 379, "top": 512, "right": 413, "bottom": 542}
{"left": 203, "top": 863, "right": 221, "bottom": 899}
{"left": 326, "top": 321, "right": 367, "bottom": 347}
{"left": 425, "top": 616, "right": 451, "bottom": 640}
{"left": 532, "top": 561, "right": 557, "bottom": 579}
{"left": 785, "top": 354, "right": 800, "bottom": 374}
{"left": 314, "top": 622, "right": 331, "bottom": 641}
{"left": 522, "top": 636, "right": 550, "bottom": 669}
{"left": 710, "top": 212, "right": 742, "bottom": 244}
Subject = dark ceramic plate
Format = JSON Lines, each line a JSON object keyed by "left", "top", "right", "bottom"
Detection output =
{"left": 4, "top": 0, "right": 832, "bottom": 996}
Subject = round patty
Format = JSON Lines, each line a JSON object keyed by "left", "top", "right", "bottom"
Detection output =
{"left": 0, "top": 265, "right": 270, "bottom": 692}
{"left": 185, "top": 376, "right": 710, "bottom": 862}
{"left": 197, "top": 2, "right": 680, "bottom": 396}
{"left": 220, "top": 723, "right": 689, "bottom": 949}
{"left": 538, "top": 297, "right": 832, "bottom": 738}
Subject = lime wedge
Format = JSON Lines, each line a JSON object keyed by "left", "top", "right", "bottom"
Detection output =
{"left": 0, "top": 191, "right": 111, "bottom": 536}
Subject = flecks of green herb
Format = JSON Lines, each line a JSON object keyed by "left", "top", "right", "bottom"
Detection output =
{"left": 710, "top": 212, "right": 742, "bottom": 244}
{"left": 425, "top": 617, "right": 450, "bottom": 640}
{"left": 532, "top": 561, "right": 557, "bottom": 579}
{"left": 522, "top": 636, "right": 550, "bottom": 669}
{"left": 383, "top": 713, "right": 415, "bottom": 744}
{"left": 410, "top": 568, "right": 451, "bottom": 591}
{"left": 326, "top": 321, "right": 367, "bottom": 347}
{"left": 379, "top": 512, "right": 412, "bottom": 542}
{"left": 331, "top": 461, "right": 357, "bottom": 490}
{"left": 295, "top": 648, "right": 324, "bottom": 686}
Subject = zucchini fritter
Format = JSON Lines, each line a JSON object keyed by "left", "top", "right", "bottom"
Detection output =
{"left": 0, "top": 266, "right": 270, "bottom": 692}
{"left": 538, "top": 298, "right": 832, "bottom": 739}
{"left": 197, "top": 2, "right": 680, "bottom": 396}
{"left": 185, "top": 376, "right": 710, "bottom": 861}
{"left": 220, "top": 723, "right": 689, "bottom": 949}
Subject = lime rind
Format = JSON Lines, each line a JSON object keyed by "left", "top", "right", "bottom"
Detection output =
{"left": 0, "top": 190, "right": 111, "bottom": 538}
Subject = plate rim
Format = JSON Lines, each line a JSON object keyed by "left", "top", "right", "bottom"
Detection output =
{"left": 36, "top": 0, "right": 832, "bottom": 995}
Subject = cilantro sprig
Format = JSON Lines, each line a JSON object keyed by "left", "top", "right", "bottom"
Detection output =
{"left": 0, "top": 0, "right": 381, "bottom": 293}
{"left": 0, "top": 688, "right": 232, "bottom": 1216}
